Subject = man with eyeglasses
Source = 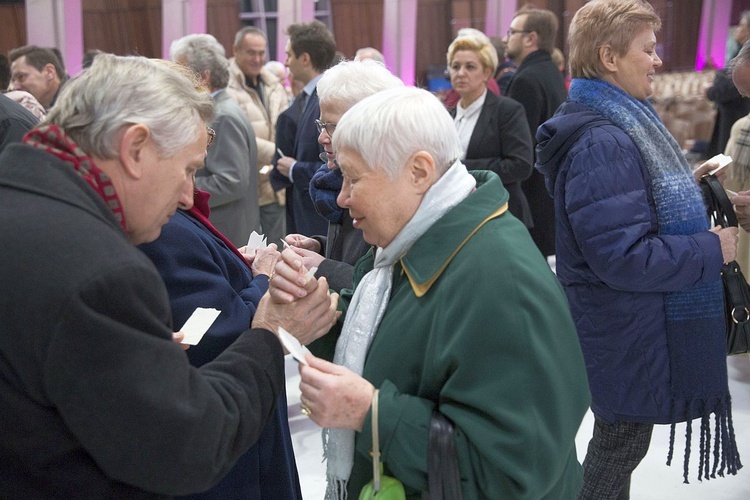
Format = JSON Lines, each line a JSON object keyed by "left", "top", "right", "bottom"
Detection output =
{"left": 227, "top": 26, "right": 289, "bottom": 248}
{"left": 505, "top": 7, "right": 567, "bottom": 260}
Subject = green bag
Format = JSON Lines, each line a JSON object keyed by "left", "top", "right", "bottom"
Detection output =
{"left": 358, "top": 390, "right": 406, "bottom": 500}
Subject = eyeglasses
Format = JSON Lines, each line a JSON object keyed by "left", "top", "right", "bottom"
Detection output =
{"left": 206, "top": 126, "right": 216, "bottom": 149}
{"left": 506, "top": 28, "right": 531, "bottom": 38}
{"left": 315, "top": 119, "right": 337, "bottom": 136}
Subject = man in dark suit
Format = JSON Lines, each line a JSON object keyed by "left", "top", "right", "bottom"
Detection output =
{"left": 271, "top": 21, "right": 336, "bottom": 237}
{"left": 505, "top": 8, "right": 567, "bottom": 258}
{"left": 706, "top": 11, "right": 750, "bottom": 157}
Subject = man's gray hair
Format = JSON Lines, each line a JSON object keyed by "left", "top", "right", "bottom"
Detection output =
{"left": 233, "top": 26, "right": 268, "bottom": 49}
{"left": 45, "top": 54, "right": 214, "bottom": 159}
{"left": 170, "top": 33, "right": 230, "bottom": 90}
{"left": 354, "top": 47, "right": 385, "bottom": 64}
{"left": 317, "top": 60, "right": 403, "bottom": 111}
{"left": 333, "top": 87, "right": 461, "bottom": 179}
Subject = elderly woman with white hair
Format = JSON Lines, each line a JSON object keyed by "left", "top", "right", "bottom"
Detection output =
{"left": 271, "top": 86, "right": 590, "bottom": 499}
{"left": 284, "top": 60, "right": 403, "bottom": 292}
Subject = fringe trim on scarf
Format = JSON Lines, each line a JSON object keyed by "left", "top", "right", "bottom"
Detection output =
{"left": 666, "top": 397, "right": 742, "bottom": 483}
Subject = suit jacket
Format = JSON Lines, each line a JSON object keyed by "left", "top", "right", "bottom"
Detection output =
{"left": 707, "top": 68, "right": 750, "bottom": 156}
{"left": 450, "top": 91, "right": 533, "bottom": 227}
{"left": 271, "top": 89, "right": 329, "bottom": 236}
{"left": 507, "top": 50, "right": 567, "bottom": 256}
{"left": 196, "top": 90, "right": 260, "bottom": 247}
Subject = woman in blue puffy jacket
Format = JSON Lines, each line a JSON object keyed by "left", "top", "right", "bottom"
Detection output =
{"left": 534, "top": 1, "right": 742, "bottom": 498}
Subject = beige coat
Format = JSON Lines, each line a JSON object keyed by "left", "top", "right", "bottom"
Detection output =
{"left": 226, "top": 59, "right": 289, "bottom": 206}
{"left": 724, "top": 114, "right": 750, "bottom": 274}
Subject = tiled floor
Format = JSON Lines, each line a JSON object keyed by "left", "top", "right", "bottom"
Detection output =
{"left": 286, "top": 354, "right": 750, "bottom": 499}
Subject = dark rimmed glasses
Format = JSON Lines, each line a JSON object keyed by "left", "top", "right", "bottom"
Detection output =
{"left": 506, "top": 28, "right": 531, "bottom": 38}
{"left": 315, "top": 119, "right": 337, "bottom": 136}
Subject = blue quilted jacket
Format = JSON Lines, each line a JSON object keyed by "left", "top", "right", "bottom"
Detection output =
{"left": 535, "top": 100, "right": 723, "bottom": 424}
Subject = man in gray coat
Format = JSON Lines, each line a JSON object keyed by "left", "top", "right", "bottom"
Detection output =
{"left": 171, "top": 34, "right": 260, "bottom": 246}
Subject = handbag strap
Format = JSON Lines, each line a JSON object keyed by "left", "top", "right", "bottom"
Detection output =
{"left": 428, "top": 412, "right": 463, "bottom": 500}
{"left": 701, "top": 173, "right": 738, "bottom": 228}
{"left": 371, "top": 389, "right": 381, "bottom": 492}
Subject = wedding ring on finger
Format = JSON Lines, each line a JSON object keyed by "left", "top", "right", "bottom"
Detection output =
{"left": 301, "top": 405, "right": 312, "bottom": 417}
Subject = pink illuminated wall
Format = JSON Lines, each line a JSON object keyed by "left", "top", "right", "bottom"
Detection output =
{"left": 382, "top": 0, "right": 418, "bottom": 86}
{"left": 26, "top": 0, "right": 83, "bottom": 75}
{"left": 696, "top": 0, "right": 732, "bottom": 70}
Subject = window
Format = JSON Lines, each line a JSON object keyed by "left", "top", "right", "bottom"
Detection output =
{"left": 238, "top": 0, "right": 333, "bottom": 62}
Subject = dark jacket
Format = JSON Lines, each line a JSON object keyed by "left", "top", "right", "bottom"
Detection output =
{"left": 313, "top": 211, "right": 372, "bottom": 293}
{"left": 0, "top": 144, "right": 284, "bottom": 498}
{"left": 450, "top": 91, "right": 533, "bottom": 226}
{"left": 0, "top": 93, "right": 38, "bottom": 154}
{"left": 535, "top": 100, "right": 723, "bottom": 423}
{"left": 138, "top": 211, "right": 301, "bottom": 500}
{"left": 507, "top": 50, "right": 567, "bottom": 256}
{"left": 706, "top": 68, "right": 750, "bottom": 157}
{"left": 271, "top": 89, "right": 329, "bottom": 236}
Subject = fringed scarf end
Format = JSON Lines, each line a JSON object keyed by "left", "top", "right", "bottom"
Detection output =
{"left": 666, "top": 397, "right": 742, "bottom": 483}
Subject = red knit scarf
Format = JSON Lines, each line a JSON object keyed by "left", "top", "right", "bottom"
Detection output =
{"left": 23, "top": 124, "right": 127, "bottom": 231}
{"left": 188, "top": 189, "right": 252, "bottom": 270}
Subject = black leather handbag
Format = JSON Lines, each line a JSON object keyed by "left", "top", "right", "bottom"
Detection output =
{"left": 427, "top": 412, "right": 463, "bottom": 500}
{"left": 701, "top": 173, "right": 750, "bottom": 354}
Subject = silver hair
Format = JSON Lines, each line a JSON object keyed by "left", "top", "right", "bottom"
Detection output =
{"left": 264, "top": 60, "right": 287, "bottom": 82}
{"left": 332, "top": 86, "right": 461, "bottom": 179}
{"left": 45, "top": 54, "right": 214, "bottom": 159}
{"left": 354, "top": 47, "right": 385, "bottom": 64}
{"left": 317, "top": 59, "right": 403, "bottom": 111}
{"left": 170, "top": 34, "right": 229, "bottom": 90}
{"left": 233, "top": 26, "right": 267, "bottom": 49}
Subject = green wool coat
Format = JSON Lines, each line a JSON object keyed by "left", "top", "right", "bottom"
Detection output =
{"left": 310, "top": 170, "right": 590, "bottom": 499}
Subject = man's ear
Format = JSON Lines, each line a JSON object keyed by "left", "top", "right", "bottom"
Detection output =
{"left": 43, "top": 63, "right": 57, "bottom": 81}
{"left": 409, "top": 151, "right": 437, "bottom": 195}
{"left": 300, "top": 52, "right": 312, "bottom": 68}
{"left": 526, "top": 31, "right": 539, "bottom": 50}
{"left": 118, "top": 124, "right": 151, "bottom": 180}
{"left": 599, "top": 45, "right": 618, "bottom": 73}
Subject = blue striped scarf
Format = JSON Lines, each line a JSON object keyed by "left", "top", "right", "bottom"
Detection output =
{"left": 569, "top": 78, "right": 741, "bottom": 482}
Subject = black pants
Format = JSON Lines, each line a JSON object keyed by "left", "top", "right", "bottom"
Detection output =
{"left": 577, "top": 418, "right": 654, "bottom": 500}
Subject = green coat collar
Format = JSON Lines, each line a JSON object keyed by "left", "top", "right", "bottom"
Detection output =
{"left": 400, "top": 171, "right": 508, "bottom": 297}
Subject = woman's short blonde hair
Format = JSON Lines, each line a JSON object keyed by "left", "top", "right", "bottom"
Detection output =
{"left": 568, "top": 0, "right": 661, "bottom": 79}
{"left": 446, "top": 34, "right": 498, "bottom": 73}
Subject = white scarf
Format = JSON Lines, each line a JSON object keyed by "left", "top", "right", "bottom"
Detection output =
{"left": 324, "top": 160, "right": 476, "bottom": 499}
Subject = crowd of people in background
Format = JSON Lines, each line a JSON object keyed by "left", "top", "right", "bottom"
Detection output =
{"left": 0, "top": 0, "right": 748, "bottom": 498}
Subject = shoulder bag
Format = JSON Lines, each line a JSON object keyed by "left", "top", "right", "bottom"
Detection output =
{"left": 700, "top": 173, "right": 750, "bottom": 354}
